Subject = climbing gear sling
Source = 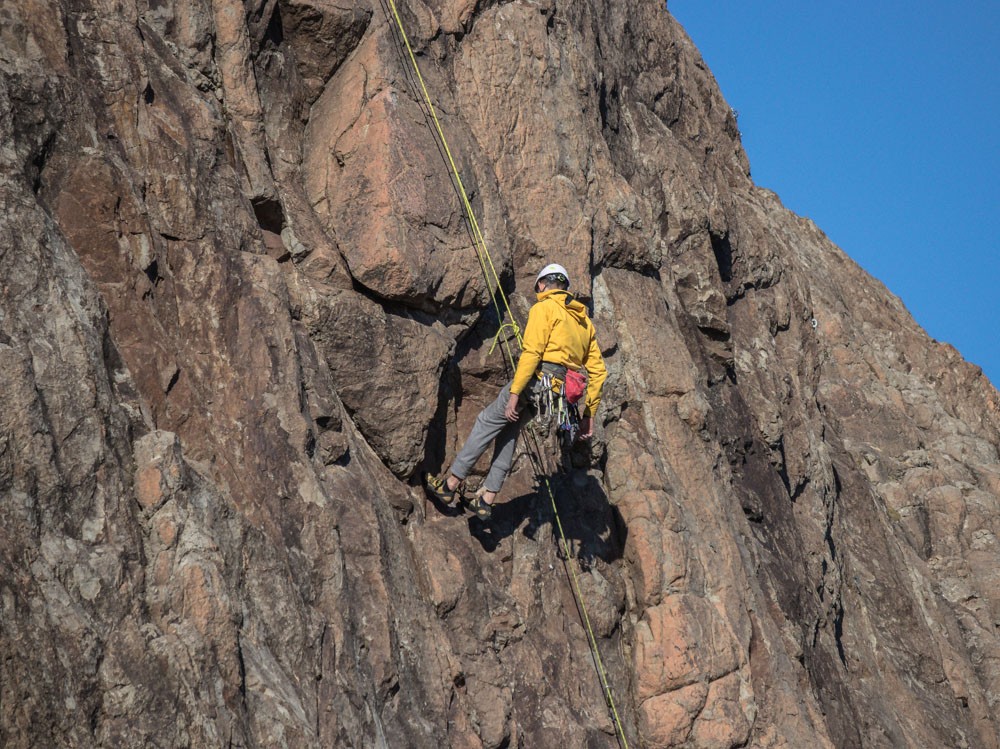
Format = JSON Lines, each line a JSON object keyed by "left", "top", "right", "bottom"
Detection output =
{"left": 534, "top": 362, "right": 583, "bottom": 446}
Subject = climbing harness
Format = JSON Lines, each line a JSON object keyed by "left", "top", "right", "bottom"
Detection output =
{"left": 535, "top": 366, "right": 582, "bottom": 447}
{"left": 383, "top": 3, "right": 631, "bottom": 747}
{"left": 533, "top": 372, "right": 572, "bottom": 446}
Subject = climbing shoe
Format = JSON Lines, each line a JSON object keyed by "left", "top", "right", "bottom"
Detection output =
{"left": 425, "top": 473, "right": 460, "bottom": 507}
{"left": 463, "top": 488, "right": 494, "bottom": 520}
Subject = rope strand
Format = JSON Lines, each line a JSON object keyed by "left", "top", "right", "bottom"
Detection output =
{"left": 382, "top": 0, "right": 520, "bottom": 367}
{"left": 383, "top": 3, "right": 630, "bottom": 746}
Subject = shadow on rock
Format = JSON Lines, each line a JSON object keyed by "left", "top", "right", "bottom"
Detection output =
{"left": 469, "top": 472, "right": 626, "bottom": 568}
{"left": 421, "top": 482, "right": 467, "bottom": 518}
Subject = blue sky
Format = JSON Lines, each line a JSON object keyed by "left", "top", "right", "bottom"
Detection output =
{"left": 668, "top": 1, "right": 999, "bottom": 387}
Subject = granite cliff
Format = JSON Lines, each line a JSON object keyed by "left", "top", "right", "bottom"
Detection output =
{"left": 2, "top": 0, "right": 999, "bottom": 746}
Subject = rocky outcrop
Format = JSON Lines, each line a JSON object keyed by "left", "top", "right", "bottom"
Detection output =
{"left": 2, "top": 0, "right": 999, "bottom": 747}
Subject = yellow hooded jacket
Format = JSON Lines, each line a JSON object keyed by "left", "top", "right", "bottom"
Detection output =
{"left": 510, "top": 289, "right": 608, "bottom": 417}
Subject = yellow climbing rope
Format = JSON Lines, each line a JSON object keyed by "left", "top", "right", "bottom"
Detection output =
{"left": 382, "top": 0, "right": 520, "bottom": 368}
{"left": 383, "top": 2, "right": 631, "bottom": 747}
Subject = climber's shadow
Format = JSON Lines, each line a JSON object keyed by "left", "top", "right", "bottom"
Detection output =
{"left": 467, "top": 492, "right": 536, "bottom": 552}
{"left": 469, "top": 472, "right": 626, "bottom": 567}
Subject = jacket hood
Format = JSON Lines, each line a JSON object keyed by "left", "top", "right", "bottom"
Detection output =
{"left": 536, "top": 288, "right": 588, "bottom": 323}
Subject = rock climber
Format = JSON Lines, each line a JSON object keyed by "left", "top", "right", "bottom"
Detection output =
{"left": 426, "top": 263, "right": 608, "bottom": 519}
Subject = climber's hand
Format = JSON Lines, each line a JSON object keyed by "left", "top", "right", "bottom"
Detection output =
{"left": 579, "top": 415, "right": 593, "bottom": 440}
{"left": 504, "top": 392, "right": 520, "bottom": 422}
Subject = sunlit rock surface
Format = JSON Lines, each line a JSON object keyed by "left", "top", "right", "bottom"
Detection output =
{"left": 2, "top": 0, "right": 998, "bottom": 746}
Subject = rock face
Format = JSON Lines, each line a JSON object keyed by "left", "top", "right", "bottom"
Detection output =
{"left": 2, "top": 0, "right": 999, "bottom": 746}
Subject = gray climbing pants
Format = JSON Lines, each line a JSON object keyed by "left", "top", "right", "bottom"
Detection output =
{"left": 450, "top": 381, "right": 537, "bottom": 493}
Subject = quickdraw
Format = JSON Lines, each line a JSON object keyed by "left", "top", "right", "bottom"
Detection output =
{"left": 536, "top": 372, "right": 580, "bottom": 445}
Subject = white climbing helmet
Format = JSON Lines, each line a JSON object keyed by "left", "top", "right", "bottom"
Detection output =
{"left": 535, "top": 262, "right": 570, "bottom": 289}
